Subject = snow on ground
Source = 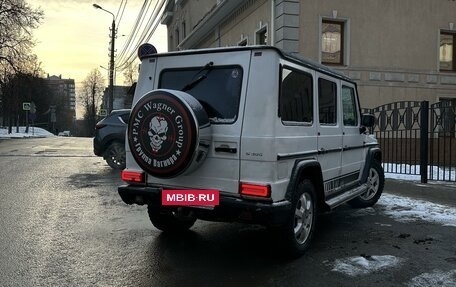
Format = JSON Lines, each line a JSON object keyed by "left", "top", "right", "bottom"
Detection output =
{"left": 375, "top": 193, "right": 456, "bottom": 227}
{"left": 331, "top": 255, "right": 402, "bottom": 277}
{"left": 383, "top": 163, "right": 456, "bottom": 182}
{"left": 0, "top": 127, "right": 55, "bottom": 138}
{"left": 407, "top": 270, "right": 456, "bottom": 287}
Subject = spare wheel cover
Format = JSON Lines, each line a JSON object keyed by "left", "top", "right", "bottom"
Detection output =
{"left": 128, "top": 89, "right": 210, "bottom": 178}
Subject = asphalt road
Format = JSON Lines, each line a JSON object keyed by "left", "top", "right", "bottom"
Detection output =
{"left": 0, "top": 137, "right": 455, "bottom": 287}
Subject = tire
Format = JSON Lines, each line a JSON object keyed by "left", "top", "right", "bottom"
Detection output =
{"left": 348, "top": 161, "right": 384, "bottom": 208}
{"left": 128, "top": 89, "right": 211, "bottom": 178}
{"left": 147, "top": 205, "right": 197, "bottom": 233}
{"left": 277, "top": 180, "right": 317, "bottom": 258}
{"left": 104, "top": 142, "right": 126, "bottom": 169}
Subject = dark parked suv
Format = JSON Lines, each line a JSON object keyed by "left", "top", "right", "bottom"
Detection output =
{"left": 93, "top": 109, "right": 130, "bottom": 169}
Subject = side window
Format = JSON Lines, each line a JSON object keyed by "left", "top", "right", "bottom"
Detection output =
{"left": 280, "top": 67, "right": 313, "bottom": 123}
{"left": 342, "top": 86, "right": 359, "bottom": 126}
{"left": 318, "top": 78, "right": 337, "bottom": 125}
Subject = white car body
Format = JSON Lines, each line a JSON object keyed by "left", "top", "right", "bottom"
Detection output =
{"left": 119, "top": 45, "right": 384, "bottom": 257}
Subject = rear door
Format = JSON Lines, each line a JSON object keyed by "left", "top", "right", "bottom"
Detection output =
{"left": 148, "top": 50, "right": 252, "bottom": 195}
{"left": 316, "top": 74, "right": 342, "bottom": 192}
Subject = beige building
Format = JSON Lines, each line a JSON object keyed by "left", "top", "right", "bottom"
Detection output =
{"left": 161, "top": 0, "right": 456, "bottom": 109}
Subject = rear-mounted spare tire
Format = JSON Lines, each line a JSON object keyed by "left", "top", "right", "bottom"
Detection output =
{"left": 128, "top": 89, "right": 211, "bottom": 178}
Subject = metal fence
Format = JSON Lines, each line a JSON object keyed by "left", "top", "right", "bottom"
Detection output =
{"left": 363, "top": 100, "right": 456, "bottom": 183}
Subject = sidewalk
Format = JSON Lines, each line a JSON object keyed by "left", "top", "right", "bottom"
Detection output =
{"left": 384, "top": 178, "right": 456, "bottom": 207}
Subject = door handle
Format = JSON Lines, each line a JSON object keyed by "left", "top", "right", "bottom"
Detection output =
{"left": 215, "top": 146, "right": 237, "bottom": 154}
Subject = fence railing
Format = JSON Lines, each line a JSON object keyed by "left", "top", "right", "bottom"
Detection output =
{"left": 363, "top": 100, "right": 455, "bottom": 183}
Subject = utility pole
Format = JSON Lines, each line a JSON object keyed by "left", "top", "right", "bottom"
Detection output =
{"left": 109, "top": 18, "right": 115, "bottom": 113}
{"left": 93, "top": 3, "right": 116, "bottom": 113}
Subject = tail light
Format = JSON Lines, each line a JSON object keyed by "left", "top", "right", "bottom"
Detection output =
{"left": 121, "top": 170, "right": 145, "bottom": 184}
{"left": 240, "top": 182, "right": 271, "bottom": 198}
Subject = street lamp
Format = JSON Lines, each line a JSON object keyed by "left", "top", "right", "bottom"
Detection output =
{"left": 93, "top": 3, "right": 116, "bottom": 113}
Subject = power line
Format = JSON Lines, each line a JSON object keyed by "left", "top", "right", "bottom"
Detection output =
{"left": 116, "top": 0, "right": 128, "bottom": 31}
{"left": 115, "top": 0, "right": 124, "bottom": 19}
{"left": 115, "top": 0, "right": 151, "bottom": 65}
{"left": 116, "top": 0, "right": 166, "bottom": 70}
{"left": 116, "top": 0, "right": 166, "bottom": 69}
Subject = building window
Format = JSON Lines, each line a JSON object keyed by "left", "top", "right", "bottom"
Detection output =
{"left": 321, "top": 20, "right": 344, "bottom": 65}
{"left": 280, "top": 67, "right": 313, "bottom": 123}
{"left": 255, "top": 26, "right": 267, "bottom": 45}
{"left": 318, "top": 78, "right": 337, "bottom": 124}
{"left": 440, "top": 32, "right": 455, "bottom": 71}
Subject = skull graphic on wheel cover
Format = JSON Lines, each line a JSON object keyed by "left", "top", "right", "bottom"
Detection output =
{"left": 148, "top": 116, "right": 168, "bottom": 152}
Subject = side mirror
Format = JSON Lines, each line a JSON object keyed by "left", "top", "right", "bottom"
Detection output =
{"left": 361, "top": 114, "right": 375, "bottom": 127}
{"left": 360, "top": 114, "right": 375, "bottom": 134}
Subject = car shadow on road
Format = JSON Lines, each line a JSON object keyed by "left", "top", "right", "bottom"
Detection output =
{"left": 140, "top": 223, "right": 298, "bottom": 286}
{"left": 133, "top": 203, "right": 430, "bottom": 287}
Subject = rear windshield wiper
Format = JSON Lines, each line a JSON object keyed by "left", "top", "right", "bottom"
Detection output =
{"left": 181, "top": 61, "right": 214, "bottom": 92}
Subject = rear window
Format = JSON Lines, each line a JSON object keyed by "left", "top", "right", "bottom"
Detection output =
{"left": 159, "top": 65, "right": 243, "bottom": 123}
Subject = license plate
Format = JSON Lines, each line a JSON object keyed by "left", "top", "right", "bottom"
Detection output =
{"left": 162, "top": 189, "right": 220, "bottom": 206}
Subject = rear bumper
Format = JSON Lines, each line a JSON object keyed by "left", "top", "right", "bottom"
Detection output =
{"left": 118, "top": 185, "right": 292, "bottom": 225}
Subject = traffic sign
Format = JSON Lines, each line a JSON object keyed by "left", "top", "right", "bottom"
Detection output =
{"left": 99, "top": 109, "right": 107, "bottom": 117}
{"left": 23, "top": 102, "right": 31, "bottom": 111}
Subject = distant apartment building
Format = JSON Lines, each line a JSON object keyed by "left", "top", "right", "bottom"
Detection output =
{"left": 45, "top": 75, "right": 76, "bottom": 132}
{"left": 161, "top": 0, "right": 456, "bottom": 109}
{"left": 46, "top": 75, "right": 76, "bottom": 111}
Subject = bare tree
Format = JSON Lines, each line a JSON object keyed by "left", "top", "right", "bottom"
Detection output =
{"left": 0, "top": 0, "right": 43, "bottom": 72}
{"left": 0, "top": 0, "right": 43, "bottom": 130}
{"left": 122, "top": 62, "right": 139, "bottom": 86}
{"left": 78, "top": 68, "right": 105, "bottom": 136}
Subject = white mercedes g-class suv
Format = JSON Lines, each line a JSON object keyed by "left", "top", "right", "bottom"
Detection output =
{"left": 118, "top": 44, "right": 384, "bottom": 257}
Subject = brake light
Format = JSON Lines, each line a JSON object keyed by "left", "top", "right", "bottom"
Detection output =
{"left": 121, "top": 170, "right": 145, "bottom": 184}
{"left": 240, "top": 183, "right": 271, "bottom": 198}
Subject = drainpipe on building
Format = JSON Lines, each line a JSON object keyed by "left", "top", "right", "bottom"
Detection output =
{"left": 270, "top": 0, "right": 275, "bottom": 46}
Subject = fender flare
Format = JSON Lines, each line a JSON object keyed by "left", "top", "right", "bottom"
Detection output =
{"left": 285, "top": 159, "right": 323, "bottom": 202}
{"left": 360, "top": 147, "right": 382, "bottom": 184}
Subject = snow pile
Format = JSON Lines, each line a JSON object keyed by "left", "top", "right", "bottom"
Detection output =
{"left": 331, "top": 255, "right": 402, "bottom": 276}
{"left": 377, "top": 193, "right": 456, "bottom": 227}
{"left": 407, "top": 270, "right": 456, "bottom": 287}
{"left": 0, "top": 127, "right": 55, "bottom": 138}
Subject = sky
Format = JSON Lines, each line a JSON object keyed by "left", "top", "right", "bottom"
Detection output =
{"left": 30, "top": 0, "right": 167, "bottom": 90}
